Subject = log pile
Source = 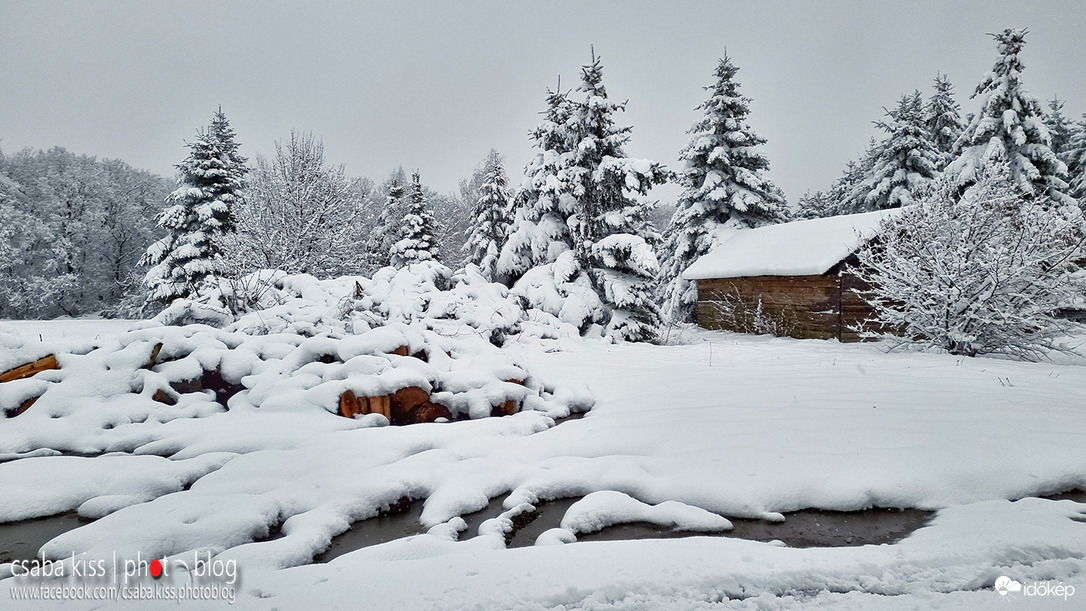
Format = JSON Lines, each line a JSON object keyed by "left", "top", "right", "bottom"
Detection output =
{"left": 3, "top": 325, "right": 544, "bottom": 425}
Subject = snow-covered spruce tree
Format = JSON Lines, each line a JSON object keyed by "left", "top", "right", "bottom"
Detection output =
{"left": 848, "top": 91, "right": 942, "bottom": 210}
{"left": 1045, "top": 96, "right": 1073, "bottom": 157}
{"left": 366, "top": 168, "right": 409, "bottom": 270}
{"left": 566, "top": 49, "right": 670, "bottom": 341}
{"left": 926, "top": 74, "right": 963, "bottom": 170}
{"left": 1063, "top": 116, "right": 1086, "bottom": 202}
{"left": 140, "top": 108, "right": 247, "bottom": 305}
{"left": 226, "top": 131, "right": 365, "bottom": 277}
{"left": 946, "top": 29, "right": 1074, "bottom": 210}
{"left": 390, "top": 171, "right": 439, "bottom": 267}
{"left": 657, "top": 54, "right": 790, "bottom": 322}
{"left": 464, "top": 150, "right": 513, "bottom": 280}
{"left": 851, "top": 164, "right": 1084, "bottom": 361}
{"left": 498, "top": 86, "right": 578, "bottom": 286}
{"left": 798, "top": 154, "right": 873, "bottom": 219}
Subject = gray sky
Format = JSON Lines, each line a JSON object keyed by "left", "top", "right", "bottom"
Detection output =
{"left": 2, "top": 0, "right": 1084, "bottom": 204}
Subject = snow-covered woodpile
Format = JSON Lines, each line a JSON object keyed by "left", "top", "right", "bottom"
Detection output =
{"left": 682, "top": 210, "right": 902, "bottom": 341}
{"left": 0, "top": 263, "right": 592, "bottom": 452}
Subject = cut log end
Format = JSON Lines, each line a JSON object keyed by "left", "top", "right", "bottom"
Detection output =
{"left": 339, "top": 390, "right": 360, "bottom": 418}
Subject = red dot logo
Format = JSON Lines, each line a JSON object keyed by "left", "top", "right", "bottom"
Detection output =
{"left": 149, "top": 559, "right": 163, "bottom": 579}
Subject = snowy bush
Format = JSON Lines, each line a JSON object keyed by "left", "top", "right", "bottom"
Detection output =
{"left": 703, "top": 290, "right": 795, "bottom": 337}
{"left": 851, "top": 168, "right": 1085, "bottom": 360}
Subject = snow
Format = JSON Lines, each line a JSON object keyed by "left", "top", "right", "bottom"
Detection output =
{"left": 2, "top": 314, "right": 1086, "bottom": 608}
{"left": 682, "top": 208, "right": 905, "bottom": 280}
{"left": 559, "top": 491, "right": 733, "bottom": 535}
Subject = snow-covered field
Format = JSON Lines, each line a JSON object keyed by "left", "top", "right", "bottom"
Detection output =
{"left": 2, "top": 317, "right": 1085, "bottom": 609}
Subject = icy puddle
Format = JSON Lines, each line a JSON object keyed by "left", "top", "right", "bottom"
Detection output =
{"left": 315, "top": 498, "right": 426, "bottom": 563}
{"left": 499, "top": 499, "right": 936, "bottom": 548}
{"left": 0, "top": 512, "right": 88, "bottom": 565}
{"left": 315, "top": 495, "right": 939, "bottom": 559}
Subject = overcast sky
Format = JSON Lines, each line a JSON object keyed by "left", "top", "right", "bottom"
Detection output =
{"left": 2, "top": 0, "right": 1084, "bottom": 204}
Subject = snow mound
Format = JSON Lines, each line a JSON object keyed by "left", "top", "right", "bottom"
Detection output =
{"left": 154, "top": 261, "right": 578, "bottom": 346}
{"left": 0, "top": 263, "right": 594, "bottom": 456}
{"left": 560, "top": 490, "right": 734, "bottom": 536}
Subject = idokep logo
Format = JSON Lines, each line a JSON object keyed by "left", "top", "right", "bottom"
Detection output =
{"left": 995, "top": 575, "right": 1076, "bottom": 601}
{"left": 995, "top": 576, "right": 1022, "bottom": 597}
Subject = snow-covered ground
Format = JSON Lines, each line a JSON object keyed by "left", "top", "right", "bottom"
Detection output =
{"left": 2, "top": 318, "right": 1085, "bottom": 609}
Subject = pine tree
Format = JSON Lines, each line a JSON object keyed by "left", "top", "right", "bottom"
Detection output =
{"left": 657, "top": 54, "right": 790, "bottom": 322}
{"left": 1045, "top": 96, "right": 1073, "bottom": 157}
{"left": 498, "top": 86, "right": 578, "bottom": 285}
{"left": 566, "top": 49, "right": 669, "bottom": 341}
{"left": 849, "top": 91, "right": 942, "bottom": 210}
{"left": 925, "top": 74, "right": 963, "bottom": 170}
{"left": 946, "top": 29, "right": 1073, "bottom": 208}
{"left": 140, "top": 108, "right": 247, "bottom": 305}
{"left": 464, "top": 150, "right": 513, "bottom": 280}
{"left": 390, "top": 171, "right": 439, "bottom": 267}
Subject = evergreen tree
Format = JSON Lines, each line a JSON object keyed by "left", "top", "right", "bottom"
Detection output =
{"left": 946, "top": 29, "right": 1073, "bottom": 208}
{"left": 849, "top": 91, "right": 942, "bottom": 210}
{"left": 140, "top": 108, "right": 247, "bottom": 305}
{"left": 1045, "top": 96, "right": 1073, "bottom": 157}
{"left": 464, "top": 150, "right": 513, "bottom": 280}
{"left": 925, "top": 73, "right": 963, "bottom": 170}
{"left": 498, "top": 86, "right": 578, "bottom": 285}
{"left": 1063, "top": 115, "right": 1086, "bottom": 202}
{"left": 366, "top": 168, "right": 409, "bottom": 270}
{"left": 566, "top": 49, "right": 669, "bottom": 341}
{"left": 657, "top": 54, "right": 789, "bottom": 322}
{"left": 390, "top": 171, "right": 439, "bottom": 267}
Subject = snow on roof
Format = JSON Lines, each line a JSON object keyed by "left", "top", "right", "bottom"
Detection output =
{"left": 681, "top": 208, "right": 904, "bottom": 280}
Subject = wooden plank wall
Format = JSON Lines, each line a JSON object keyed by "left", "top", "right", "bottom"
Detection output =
{"left": 696, "top": 275, "right": 840, "bottom": 340}
{"left": 839, "top": 254, "right": 905, "bottom": 341}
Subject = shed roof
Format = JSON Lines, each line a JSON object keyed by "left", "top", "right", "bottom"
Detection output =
{"left": 682, "top": 208, "right": 904, "bottom": 280}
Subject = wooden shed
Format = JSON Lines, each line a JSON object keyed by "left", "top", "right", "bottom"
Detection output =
{"left": 681, "top": 209, "right": 902, "bottom": 342}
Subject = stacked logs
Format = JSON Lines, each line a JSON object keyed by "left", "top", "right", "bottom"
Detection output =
{"left": 338, "top": 387, "right": 450, "bottom": 424}
{"left": 336, "top": 346, "right": 524, "bottom": 424}
{"left": 5, "top": 343, "right": 524, "bottom": 425}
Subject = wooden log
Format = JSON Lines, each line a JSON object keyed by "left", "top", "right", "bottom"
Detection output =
{"left": 496, "top": 400, "right": 517, "bottom": 416}
{"left": 16, "top": 395, "right": 39, "bottom": 415}
{"left": 412, "top": 401, "right": 451, "bottom": 423}
{"left": 367, "top": 395, "right": 391, "bottom": 420}
{"left": 151, "top": 389, "right": 177, "bottom": 406}
{"left": 144, "top": 343, "right": 164, "bottom": 369}
{"left": 390, "top": 386, "right": 429, "bottom": 423}
{"left": 339, "top": 390, "right": 360, "bottom": 418}
{"left": 391, "top": 346, "right": 409, "bottom": 357}
{"left": 1, "top": 354, "right": 59, "bottom": 383}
